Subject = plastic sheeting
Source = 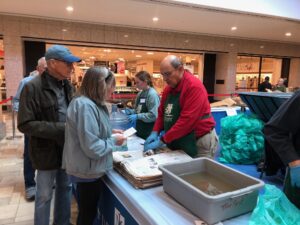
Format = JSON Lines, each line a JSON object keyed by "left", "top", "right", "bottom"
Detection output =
{"left": 249, "top": 184, "right": 300, "bottom": 225}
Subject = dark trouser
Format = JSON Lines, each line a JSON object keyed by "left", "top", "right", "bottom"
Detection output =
{"left": 77, "top": 179, "right": 103, "bottom": 225}
{"left": 24, "top": 135, "right": 36, "bottom": 188}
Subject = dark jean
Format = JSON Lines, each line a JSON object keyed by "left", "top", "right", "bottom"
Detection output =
{"left": 76, "top": 179, "right": 103, "bottom": 225}
{"left": 24, "top": 134, "right": 36, "bottom": 188}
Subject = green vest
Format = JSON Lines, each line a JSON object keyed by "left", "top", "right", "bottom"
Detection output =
{"left": 135, "top": 89, "right": 155, "bottom": 139}
{"left": 163, "top": 92, "right": 197, "bottom": 157}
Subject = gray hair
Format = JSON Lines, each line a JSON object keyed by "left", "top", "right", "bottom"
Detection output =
{"left": 169, "top": 55, "right": 183, "bottom": 69}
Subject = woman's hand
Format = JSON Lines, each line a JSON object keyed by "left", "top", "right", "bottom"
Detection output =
{"left": 112, "top": 129, "right": 124, "bottom": 134}
{"left": 112, "top": 134, "right": 127, "bottom": 146}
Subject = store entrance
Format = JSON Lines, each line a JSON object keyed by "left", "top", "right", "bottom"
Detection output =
{"left": 235, "top": 55, "right": 289, "bottom": 92}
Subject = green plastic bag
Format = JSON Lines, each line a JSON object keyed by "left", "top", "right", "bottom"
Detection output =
{"left": 219, "top": 113, "right": 264, "bottom": 164}
{"left": 249, "top": 184, "right": 300, "bottom": 225}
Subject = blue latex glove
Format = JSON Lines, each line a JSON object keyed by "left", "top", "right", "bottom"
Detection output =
{"left": 128, "top": 114, "right": 138, "bottom": 123}
{"left": 144, "top": 132, "right": 158, "bottom": 145}
{"left": 290, "top": 165, "right": 300, "bottom": 188}
{"left": 124, "top": 108, "right": 133, "bottom": 115}
{"left": 144, "top": 138, "right": 164, "bottom": 151}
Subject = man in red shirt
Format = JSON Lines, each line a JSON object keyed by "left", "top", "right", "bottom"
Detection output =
{"left": 144, "top": 55, "right": 218, "bottom": 158}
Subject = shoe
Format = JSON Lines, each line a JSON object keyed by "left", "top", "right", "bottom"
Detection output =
{"left": 25, "top": 186, "right": 36, "bottom": 201}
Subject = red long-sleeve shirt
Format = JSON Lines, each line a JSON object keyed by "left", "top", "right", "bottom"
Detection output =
{"left": 153, "top": 70, "right": 215, "bottom": 144}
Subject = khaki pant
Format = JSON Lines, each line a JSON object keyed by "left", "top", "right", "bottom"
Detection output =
{"left": 195, "top": 128, "right": 219, "bottom": 158}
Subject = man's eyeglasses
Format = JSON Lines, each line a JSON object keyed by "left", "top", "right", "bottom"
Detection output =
{"left": 161, "top": 69, "right": 176, "bottom": 77}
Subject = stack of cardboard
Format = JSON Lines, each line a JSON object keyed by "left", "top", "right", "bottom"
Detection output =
{"left": 113, "top": 150, "right": 192, "bottom": 189}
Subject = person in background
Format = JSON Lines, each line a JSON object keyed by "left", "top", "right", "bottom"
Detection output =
{"left": 63, "top": 67, "right": 126, "bottom": 225}
{"left": 18, "top": 45, "right": 81, "bottom": 225}
{"left": 144, "top": 55, "right": 218, "bottom": 158}
{"left": 125, "top": 71, "right": 160, "bottom": 139}
{"left": 273, "top": 78, "right": 287, "bottom": 92}
{"left": 258, "top": 76, "right": 272, "bottom": 92}
{"left": 13, "top": 57, "right": 47, "bottom": 201}
{"left": 264, "top": 90, "right": 300, "bottom": 208}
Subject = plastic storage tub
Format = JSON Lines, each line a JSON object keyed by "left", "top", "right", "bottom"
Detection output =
{"left": 159, "top": 158, "right": 264, "bottom": 225}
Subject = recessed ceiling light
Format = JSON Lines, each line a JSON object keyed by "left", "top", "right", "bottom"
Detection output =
{"left": 123, "top": 34, "right": 129, "bottom": 38}
{"left": 136, "top": 55, "right": 142, "bottom": 58}
{"left": 260, "top": 45, "right": 264, "bottom": 49}
{"left": 285, "top": 32, "right": 292, "bottom": 36}
{"left": 230, "top": 43, "right": 235, "bottom": 47}
{"left": 184, "top": 39, "right": 189, "bottom": 43}
{"left": 147, "top": 52, "right": 154, "bottom": 55}
{"left": 62, "top": 29, "right": 67, "bottom": 32}
{"left": 152, "top": 17, "right": 159, "bottom": 22}
{"left": 231, "top": 26, "right": 237, "bottom": 31}
{"left": 66, "top": 6, "right": 74, "bottom": 12}
{"left": 103, "top": 49, "right": 111, "bottom": 53}
{"left": 90, "top": 56, "right": 96, "bottom": 59}
{"left": 131, "top": 50, "right": 135, "bottom": 53}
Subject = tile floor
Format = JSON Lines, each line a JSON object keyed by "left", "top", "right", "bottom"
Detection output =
{"left": 0, "top": 111, "right": 77, "bottom": 225}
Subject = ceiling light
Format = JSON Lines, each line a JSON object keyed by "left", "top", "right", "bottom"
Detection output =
{"left": 260, "top": 45, "right": 264, "bottom": 49}
{"left": 231, "top": 26, "right": 237, "bottom": 31}
{"left": 152, "top": 17, "right": 159, "bottom": 22}
{"left": 131, "top": 50, "right": 135, "bottom": 53}
{"left": 89, "top": 56, "right": 96, "bottom": 59}
{"left": 66, "top": 6, "right": 74, "bottom": 12}
{"left": 230, "top": 43, "right": 234, "bottom": 47}
{"left": 62, "top": 29, "right": 67, "bottom": 32}
{"left": 147, "top": 52, "right": 154, "bottom": 55}
{"left": 103, "top": 49, "right": 111, "bottom": 53}
{"left": 124, "top": 34, "right": 129, "bottom": 38}
{"left": 136, "top": 55, "right": 142, "bottom": 58}
{"left": 184, "top": 39, "right": 189, "bottom": 43}
{"left": 285, "top": 32, "right": 292, "bottom": 37}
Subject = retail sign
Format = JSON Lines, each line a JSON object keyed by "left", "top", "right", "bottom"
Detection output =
{"left": 117, "top": 61, "right": 125, "bottom": 74}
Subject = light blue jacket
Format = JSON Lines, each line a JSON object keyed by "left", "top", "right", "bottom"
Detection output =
{"left": 63, "top": 96, "right": 114, "bottom": 179}
{"left": 13, "top": 74, "right": 37, "bottom": 111}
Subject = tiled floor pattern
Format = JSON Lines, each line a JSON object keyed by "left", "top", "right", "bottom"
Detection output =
{"left": 0, "top": 112, "right": 77, "bottom": 225}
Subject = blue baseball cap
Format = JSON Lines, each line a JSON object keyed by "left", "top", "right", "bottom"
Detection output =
{"left": 45, "top": 45, "right": 81, "bottom": 63}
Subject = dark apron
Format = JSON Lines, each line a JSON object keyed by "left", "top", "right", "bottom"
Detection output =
{"left": 284, "top": 167, "right": 300, "bottom": 208}
{"left": 163, "top": 92, "right": 197, "bottom": 157}
{"left": 135, "top": 89, "right": 155, "bottom": 139}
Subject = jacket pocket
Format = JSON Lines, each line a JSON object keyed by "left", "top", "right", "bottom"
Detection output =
{"left": 40, "top": 100, "right": 57, "bottom": 121}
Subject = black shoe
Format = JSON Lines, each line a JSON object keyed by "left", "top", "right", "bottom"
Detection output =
{"left": 25, "top": 186, "right": 35, "bottom": 201}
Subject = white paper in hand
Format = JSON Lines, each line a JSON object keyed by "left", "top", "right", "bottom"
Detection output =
{"left": 124, "top": 127, "right": 137, "bottom": 138}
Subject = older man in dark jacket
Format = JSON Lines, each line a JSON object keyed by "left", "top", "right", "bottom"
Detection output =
{"left": 18, "top": 45, "right": 81, "bottom": 225}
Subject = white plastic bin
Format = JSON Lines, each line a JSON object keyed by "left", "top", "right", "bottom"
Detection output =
{"left": 159, "top": 157, "right": 264, "bottom": 225}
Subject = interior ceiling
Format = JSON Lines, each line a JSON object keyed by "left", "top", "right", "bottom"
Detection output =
{"left": 1, "top": 0, "right": 300, "bottom": 44}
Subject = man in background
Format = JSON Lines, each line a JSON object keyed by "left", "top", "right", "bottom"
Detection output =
{"left": 13, "top": 57, "right": 46, "bottom": 201}
{"left": 18, "top": 45, "right": 81, "bottom": 225}
{"left": 258, "top": 76, "right": 272, "bottom": 92}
